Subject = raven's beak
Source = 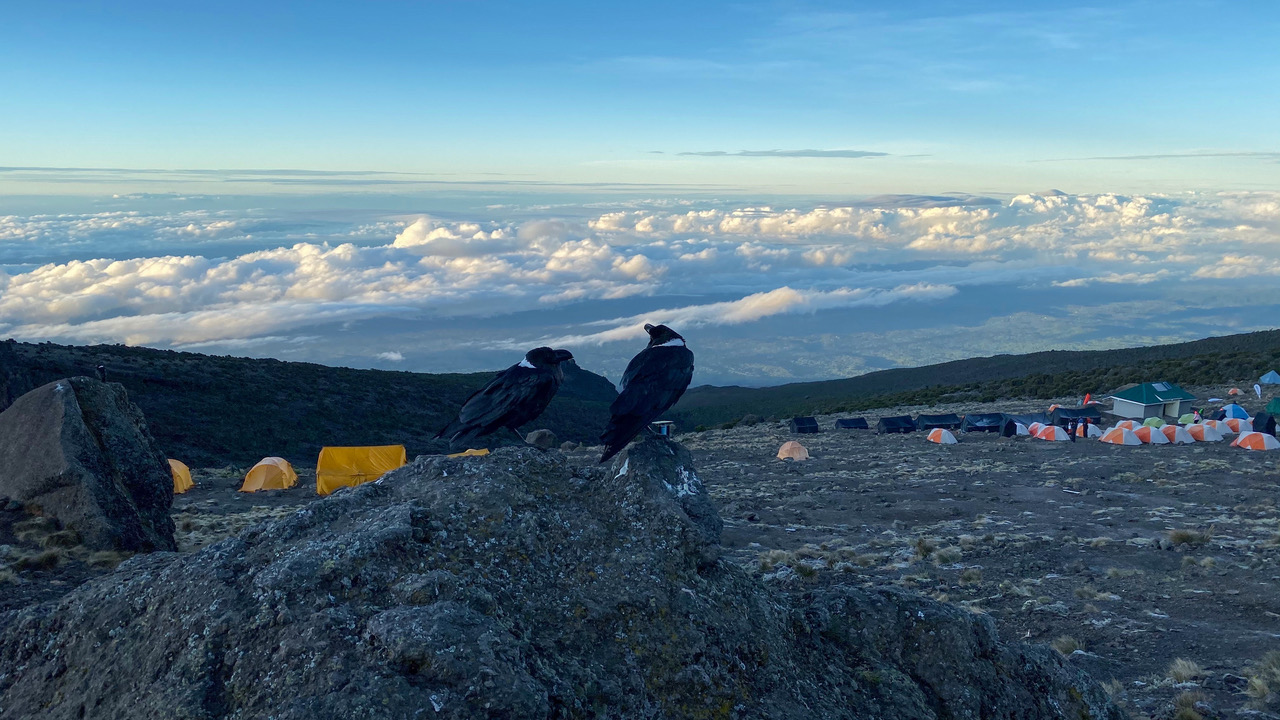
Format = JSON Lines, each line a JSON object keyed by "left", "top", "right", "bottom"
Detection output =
{"left": 643, "top": 323, "right": 655, "bottom": 334}
{"left": 554, "top": 349, "right": 574, "bottom": 363}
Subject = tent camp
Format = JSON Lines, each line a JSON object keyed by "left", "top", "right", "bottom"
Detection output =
{"left": 1109, "top": 382, "right": 1196, "bottom": 420}
{"left": 1254, "top": 412, "right": 1277, "bottom": 437}
{"left": 1234, "top": 431, "right": 1280, "bottom": 451}
{"left": 168, "top": 459, "right": 193, "bottom": 494}
{"left": 927, "top": 428, "right": 958, "bottom": 444}
{"left": 777, "top": 441, "right": 809, "bottom": 461}
{"left": 1142, "top": 417, "right": 1166, "bottom": 428}
{"left": 915, "top": 414, "right": 963, "bottom": 431}
{"left": 1049, "top": 406, "right": 1104, "bottom": 425}
{"left": 241, "top": 457, "right": 298, "bottom": 492}
{"left": 877, "top": 416, "right": 915, "bottom": 434}
{"left": 316, "top": 445, "right": 406, "bottom": 496}
{"left": 1161, "top": 425, "right": 1195, "bottom": 444}
{"left": 1114, "top": 420, "right": 1141, "bottom": 431}
{"left": 1100, "top": 428, "right": 1142, "bottom": 446}
{"left": 1186, "top": 424, "right": 1224, "bottom": 442}
{"left": 1133, "top": 426, "right": 1170, "bottom": 444}
{"left": 789, "top": 417, "right": 821, "bottom": 434}
{"left": 960, "top": 413, "right": 1004, "bottom": 432}
{"left": 1262, "top": 371, "right": 1280, "bottom": 385}
{"left": 834, "top": 417, "right": 869, "bottom": 430}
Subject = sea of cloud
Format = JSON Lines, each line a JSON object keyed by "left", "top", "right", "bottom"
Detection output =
{"left": 2, "top": 190, "right": 1278, "bottom": 385}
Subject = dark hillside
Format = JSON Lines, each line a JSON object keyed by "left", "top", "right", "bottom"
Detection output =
{"left": 670, "top": 329, "right": 1280, "bottom": 428}
{"left": 0, "top": 341, "right": 617, "bottom": 467}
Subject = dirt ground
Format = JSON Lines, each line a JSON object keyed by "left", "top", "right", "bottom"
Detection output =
{"left": 674, "top": 391, "right": 1280, "bottom": 720}
{"left": 2, "top": 386, "right": 1277, "bottom": 719}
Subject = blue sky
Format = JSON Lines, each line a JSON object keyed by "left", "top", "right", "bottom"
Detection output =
{"left": 3, "top": 1, "right": 1278, "bottom": 193}
{"left": 1, "top": 2, "right": 1278, "bottom": 386}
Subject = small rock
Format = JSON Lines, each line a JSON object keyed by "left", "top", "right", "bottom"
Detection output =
{"left": 559, "top": 441, "right": 579, "bottom": 451}
{"left": 524, "top": 429, "right": 558, "bottom": 449}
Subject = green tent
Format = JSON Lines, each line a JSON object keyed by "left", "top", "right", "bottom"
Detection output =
{"left": 1268, "top": 397, "right": 1280, "bottom": 416}
{"left": 1178, "top": 413, "right": 1197, "bottom": 425}
{"left": 1142, "top": 417, "right": 1166, "bottom": 428}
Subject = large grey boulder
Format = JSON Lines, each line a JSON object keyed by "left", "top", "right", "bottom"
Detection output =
{"left": 0, "top": 438, "right": 1122, "bottom": 720}
{"left": 0, "top": 377, "right": 176, "bottom": 552}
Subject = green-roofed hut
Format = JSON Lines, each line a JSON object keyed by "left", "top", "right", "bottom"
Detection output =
{"left": 1109, "top": 381, "right": 1196, "bottom": 420}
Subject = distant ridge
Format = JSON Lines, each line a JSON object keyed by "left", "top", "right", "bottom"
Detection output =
{"left": 668, "top": 330, "right": 1280, "bottom": 428}
{"left": 0, "top": 341, "right": 618, "bottom": 466}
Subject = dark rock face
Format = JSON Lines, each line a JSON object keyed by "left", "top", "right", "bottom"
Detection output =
{"left": 0, "top": 377, "right": 176, "bottom": 552}
{"left": 524, "top": 428, "right": 558, "bottom": 449}
{"left": 0, "top": 437, "right": 1121, "bottom": 719}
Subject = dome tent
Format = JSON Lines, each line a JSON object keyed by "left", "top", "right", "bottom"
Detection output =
{"left": 169, "top": 459, "right": 193, "bottom": 494}
{"left": 1261, "top": 370, "right": 1280, "bottom": 385}
{"left": 1221, "top": 404, "right": 1250, "bottom": 419}
{"left": 1142, "top": 417, "right": 1165, "bottom": 428}
{"left": 927, "top": 428, "right": 958, "bottom": 444}
{"left": 1133, "top": 426, "right": 1170, "bottom": 444}
{"left": 1036, "top": 425, "right": 1070, "bottom": 442}
{"left": 1100, "top": 428, "right": 1142, "bottom": 445}
{"left": 1186, "top": 424, "right": 1224, "bottom": 442}
{"left": 241, "top": 457, "right": 298, "bottom": 492}
{"left": 1233, "top": 431, "right": 1280, "bottom": 451}
{"left": 776, "top": 441, "right": 809, "bottom": 461}
{"left": 1161, "top": 425, "right": 1195, "bottom": 444}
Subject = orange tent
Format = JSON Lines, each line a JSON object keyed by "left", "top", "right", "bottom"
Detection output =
{"left": 1047, "top": 404, "right": 1060, "bottom": 413}
{"left": 1114, "top": 420, "right": 1141, "bottom": 431}
{"left": 241, "top": 457, "right": 298, "bottom": 492}
{"left": 168, "top": 459, "right": 194, "bottom": 494}
{"left": 1133, "top": 426, "right": 1170, "bottom": 444}
{"left": 1037, "top": 425, "right": 1070, "bottom": 442}
{"left": 776, "top": 441, "right": 809, "bottom": 460}
{"left": 927, "top": 428, "right": 958, "bottom": 444}
{"left": 1075, "top": 423, "right": 1103, "bottom": 438}
{"left": 1225, "top": 418, "right": 1253, "bottom": 434}
{"left": 316, "top": 445, "right": 407, "bottom": 496}
{"left": 1027, "top": 422, "right": 1046, "bottom": 436}
{"left": 1100, "top": 428, "right": 1142, "bottom": 445}
{"left": 1186, "top": 424, "right": 1223, "bottom": 442}
{"left": 1228, "top": 388, "right": 1242, "bottom": 395}
{"left": 1160, "top": 425, "right": 1195, "bottom": 444}
{"left": 1233, "top": 431, "right": 1280, "bottom": 451}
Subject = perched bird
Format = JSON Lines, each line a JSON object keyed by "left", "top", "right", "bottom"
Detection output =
{"left": 599, "top": 324, "right": 694, "bottom": 463}
{"left": 436, "top": 347, "right": 574, "bottom": 450}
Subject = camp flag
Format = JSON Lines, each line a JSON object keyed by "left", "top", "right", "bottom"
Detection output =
{"left": 1256, "top": 384, "right": 1263, "bottom": 399}
{"left": 1083, "top": 393, "right": 1091, "bottom": 405}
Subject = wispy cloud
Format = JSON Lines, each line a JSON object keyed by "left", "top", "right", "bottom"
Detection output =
{"left": 1038, "top": 151, "right": 1280, "bottom": 162}
{"left": 677, "top": 149, "right": 888, "bottom": 159}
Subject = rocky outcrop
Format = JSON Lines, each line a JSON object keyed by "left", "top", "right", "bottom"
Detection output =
{"left": 0, "top": 377, "right": 176, "bottom": 552}
{"left": 0, "top": 437, "right": 1121, "bottom": 719}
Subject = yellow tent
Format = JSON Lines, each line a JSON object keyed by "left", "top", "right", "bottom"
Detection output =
{"left": 316, "top": 445, "right": 406, "bottom": 496}
{"left": 240, "top": 457, "right": 298, "bottom": 493}
{"left": 168, "top": 459, "right": 193, "bottom": 494}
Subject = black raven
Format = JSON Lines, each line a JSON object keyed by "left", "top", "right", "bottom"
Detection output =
{"left": 599, "top": 324, "right": 694, "bottom": 463}
{"left": 436, "top": 347, "right": 574, "bottom": 450}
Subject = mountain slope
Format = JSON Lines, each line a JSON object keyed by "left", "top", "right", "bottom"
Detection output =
{"left": 669, "top": 329, "right": 1280, "bottom": 428}
{"left": 0, "top": 341, "right": 618, "bottom": 466}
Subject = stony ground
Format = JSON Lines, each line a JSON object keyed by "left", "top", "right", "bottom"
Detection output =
{"left": 2, "top": 385, "right": 1278, "bottom": 719}
{"left": 674, "top": 392, "right": 1280, "bottom": 720}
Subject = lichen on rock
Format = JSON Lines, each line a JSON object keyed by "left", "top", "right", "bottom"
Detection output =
{"left": 0, "top": 436, "right": 1122, "bottom": 719}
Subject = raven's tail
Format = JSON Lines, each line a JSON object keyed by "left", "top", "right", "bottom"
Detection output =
{"left": 598, "top": 415, "right": 645, "bottom": 464}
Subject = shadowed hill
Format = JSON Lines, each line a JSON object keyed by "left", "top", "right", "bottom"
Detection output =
{"left": 669, "top": 329, "right": 1280, "bottom": 428}
{"left": 0, "top": 340, "right": 618, "bottom": 467}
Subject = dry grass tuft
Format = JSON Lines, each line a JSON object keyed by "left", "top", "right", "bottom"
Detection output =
{"left": 1244, "top": 650, "right": 1280, "bottom": 702}
{"left": 959, "top": 568, "right": 982, "bottom": 585}
{"left": 1167, "top": 658, "right": 1205, "bottom": 683}
{"left": 932, "top": 546, "right": 963, "bottom": 565}
{"left": 1050, "top": 635, "right": 1081, "bottom": 656}
{"left": 1168, "top": 528, "right": 1211, "bottom": 547}
{"left": 87, "top": 550, "right": 130, "bottom": 570}
{"left": 913, "top": 537, "right": 937, "bottom": 560}
{"left": 14, "top": 549, "right": 63, "bottom": 571}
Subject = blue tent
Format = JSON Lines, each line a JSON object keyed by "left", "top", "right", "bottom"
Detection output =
{"left": 1222, "top": 403, "right": 1250, "bottom": 419}
{"left": 1261, "top": 370, "right": 1280, "bottom": 385}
